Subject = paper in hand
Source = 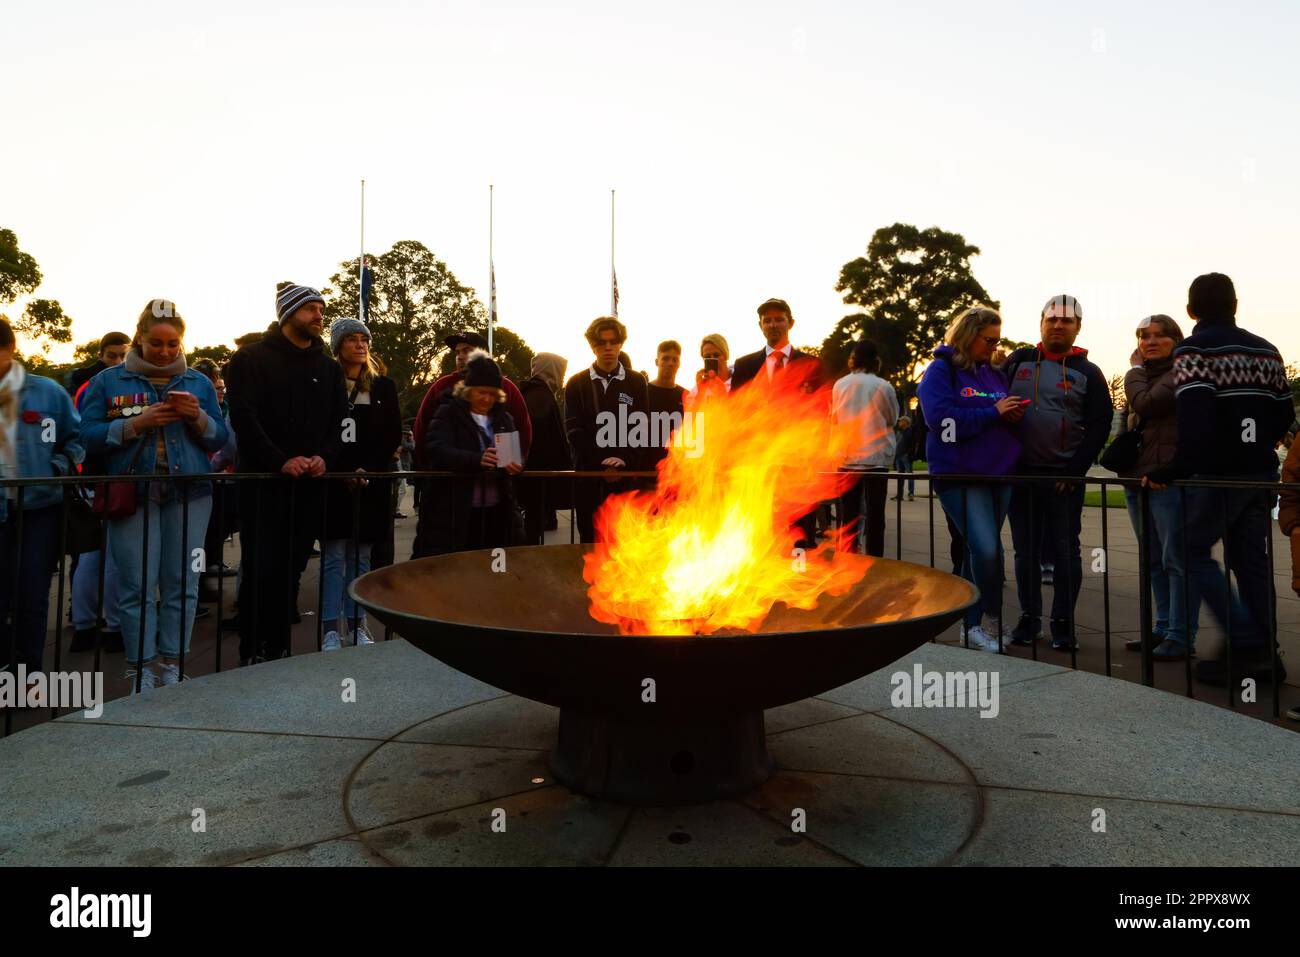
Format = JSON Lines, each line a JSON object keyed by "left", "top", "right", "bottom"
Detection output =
{"left": 495, "top": 431, "right": 522, "bottom": 469}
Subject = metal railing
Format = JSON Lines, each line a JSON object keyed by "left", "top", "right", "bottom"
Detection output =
{"left": 2, "top": 467, "right": 1295, "bottom": 736}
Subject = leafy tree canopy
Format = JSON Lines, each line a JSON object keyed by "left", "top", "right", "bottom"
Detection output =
{"left": 824, "top": 223, "right": 998, "bottom": 389}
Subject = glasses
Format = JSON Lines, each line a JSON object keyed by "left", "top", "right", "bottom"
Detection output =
{"left": 981, "top": 336, "right": 1000, "bottom": 346}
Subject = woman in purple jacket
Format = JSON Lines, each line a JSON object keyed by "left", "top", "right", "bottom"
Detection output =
{"left": 917, "top": 307, "right": 1024, "bottom": 652}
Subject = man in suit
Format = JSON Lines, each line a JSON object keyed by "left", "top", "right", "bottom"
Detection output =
{"left": 731, "top": 297, "right": 823, "bottom": 548}
{"left": 731, "top": 298, "right": 819, "bottom": 391}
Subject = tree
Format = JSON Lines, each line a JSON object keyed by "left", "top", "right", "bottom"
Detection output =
{"left": 322, "top": 240, "right": 488, "bottom": 410}
{"left": 828, "top": 223, "right": 998, "bottom": 387}
{"left": 72, "top": 338, "right": 102, "bottom": 365}
{"left": 0, "top": 229, "right": 42, "bottom": 304}
{"left": 188, "top": 343, "right": 234, "bottom": 366}
{"left": 1108, "top": 372, "right": 1127, "bottom": 412}
{"left": 821, "top": 313, "right": 911, "bottom": 386}
{"left": 15, "top": 298, "right": 72, "bottom": 356}
{"left": 234, "top": 329, "right": 267, "bottom": 348}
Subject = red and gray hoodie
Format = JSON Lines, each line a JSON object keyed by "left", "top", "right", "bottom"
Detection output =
{"left": 1004, "top": 344, "right": 1113, "bottom": 475}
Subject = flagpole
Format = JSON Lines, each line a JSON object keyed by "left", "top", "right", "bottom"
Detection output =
{"left": 488, "top": 184, "right": 495, "bottom": 354}
{"left": 359, "top": 178, "right": 365, "bottom": 323}
{"left": 610, "top": 189, "right": 616, "bottom": 317}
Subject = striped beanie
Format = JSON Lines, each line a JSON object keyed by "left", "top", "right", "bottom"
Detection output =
{"left": 277, "top": 284, "right": 325, "bottom": 325}
{"left": 1041, "top": 294, "right": 1083, "bottom": 321}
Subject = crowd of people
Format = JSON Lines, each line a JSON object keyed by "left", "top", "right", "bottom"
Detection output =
{"left": 0, "top": 274, "right": 1296, "bottom": 720}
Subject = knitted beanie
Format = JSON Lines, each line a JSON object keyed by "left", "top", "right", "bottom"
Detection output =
{"left": 329, "top": 317, "right": 370, "bottom": 356}
{"left": 463, "top": 349, "right": 502, "bottom": 389}
{"left": 277, "top": 284, "right": 325, "bottom": 325}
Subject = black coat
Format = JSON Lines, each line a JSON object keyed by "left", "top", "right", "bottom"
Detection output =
{"left": 563, "top": 365, "right": 651, "bottom": 470}
{"left": 323, "top": 375, "right": 403, "bottom": 542}
{"left": 415, "top": 396, "right": 523, "bottom": 555}
{"left": 225, "top": 326, "right": 350, "bottom": 474}
{"left": 518, "top": 374, "right": 572, "bottom": 510}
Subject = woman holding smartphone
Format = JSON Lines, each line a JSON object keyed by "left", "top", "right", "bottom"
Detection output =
{"left": 81, "top": 301, "right": 227, "bottom": 690}
{"left": 916, "top": 306, "right": 1024, "bottom": 653}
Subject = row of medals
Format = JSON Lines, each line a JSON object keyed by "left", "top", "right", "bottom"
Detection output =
{"left": 113, "top": 395, "right": 150, "bottom": 417}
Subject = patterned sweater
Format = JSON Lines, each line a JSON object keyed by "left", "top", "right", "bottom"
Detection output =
{"left": 1149, "top": 319, "right": 1294, "bottom": 480}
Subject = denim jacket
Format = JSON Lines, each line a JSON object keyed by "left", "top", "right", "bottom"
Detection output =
{"left": 1, "top": 367, "right": 85, "bottom": 519}
{"left": 80, "top": 364, "right": 228, "bottom": 497}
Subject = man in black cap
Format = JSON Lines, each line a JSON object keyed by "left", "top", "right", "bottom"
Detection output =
{"left": 730, "top": 298, "right": 821, "bottom": 392}
{"left": 410, "top": 330, "right": 531, "bottom": 557}
{"left": 224, "top": 283, "right": 349, "bottom": 664}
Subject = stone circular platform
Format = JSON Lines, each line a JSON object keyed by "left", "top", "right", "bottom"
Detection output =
{"left": 0, "top": 639, "right": 1296, "bottom": 866}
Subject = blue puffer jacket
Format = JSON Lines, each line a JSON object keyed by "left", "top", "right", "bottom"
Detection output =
{"left": 1, "top": 365, "right": 85, "bottom": 518}
{"left": 80, "top": 361, "right": 228, "bottom": 496}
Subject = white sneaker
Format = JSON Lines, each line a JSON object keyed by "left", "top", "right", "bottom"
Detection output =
{"left": 322, "top": 631, "right": 343, "bottom": 652}
{"left": 158, "top": 663, "right": 182, "bottom": 686}
{"left": 126, "top": 667, "right": 157, "bottom": 693}
{"left": 980, "top": 616, "right": 1006, "bottom": 651}
{"left": 960, "top": 624, "right": 1001, "bottom": 653}
{"left": 350, "top": 624, "right": 375, "bottom": 647}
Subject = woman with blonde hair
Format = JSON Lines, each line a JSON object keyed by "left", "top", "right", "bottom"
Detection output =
{"left": 81, "top": 301, "right": 228, "bottom": 690}
{"left": 319, "top": 318, "right": 402, "bottom": 651}
{"left": 916, "top": 306, "right": 1024, "bottom": 653}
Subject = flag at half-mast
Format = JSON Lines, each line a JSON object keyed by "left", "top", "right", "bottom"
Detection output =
{"left": 611, "top": 264, "right": 619, "bottom": 318}
{"left": 489, "top": 259, "right": 497, "bottom": 330}
{"left": 360, "top": 257, "right": 373, "bottom": 322}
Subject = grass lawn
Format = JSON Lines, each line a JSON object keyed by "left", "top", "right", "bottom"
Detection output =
{"left": 1084, "top": 488, "right": 1127, "bottom": 508}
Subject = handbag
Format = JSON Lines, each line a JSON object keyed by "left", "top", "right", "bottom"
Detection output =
{"left": 1100, "top": 418, "right": 1144, "bottom": 473}
{"left": 91, "top": 440, "right": 148, "bottom": 519}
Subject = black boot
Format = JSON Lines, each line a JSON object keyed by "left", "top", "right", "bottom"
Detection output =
{"left": 69, "top": 628, "right": 99, "bottom": 653}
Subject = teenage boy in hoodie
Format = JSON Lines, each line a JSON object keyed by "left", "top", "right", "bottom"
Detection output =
{"left": 1146, "top": 273, "right": 1293, "bottom": 686}
{"left": 225, "top": 284, "right": 349, "bottom": 665}
{"left": 1004, "top": 295, "right": 1114, "bottom": 651}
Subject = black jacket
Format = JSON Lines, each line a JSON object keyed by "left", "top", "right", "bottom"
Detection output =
{"left": 518, "top": 375, "right": 571, "bottom": 472}
{"left": 730, "top": 347, "right": 820, "bottom": 392}
{"left": 415, "top": 396, "right": 522, "bottom": 555}
{"left": 67, "top": 360, "right": 105, "bottom": 397}
{"left": 323, "top": 375, "right": 403, "bottom": 542}
{"left": 225, "top": 325, "right": 350, "bottom": 474}
{"left": 563, "top": 364, "right": 651, "bottom": 470}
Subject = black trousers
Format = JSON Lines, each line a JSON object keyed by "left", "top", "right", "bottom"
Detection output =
{"left": 575, "top": 475, "right": 636, "bottom": 544}
{"left": 838, "top": 468, "right": 890, "bottom": 557}
{"left": 236, "top": 481, "right": 320, "bottom": 661}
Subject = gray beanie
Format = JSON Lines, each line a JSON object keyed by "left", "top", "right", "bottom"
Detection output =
{"left": 276, "top": 284, "right": 325, "bottom": 325}
{"left": 329, "top": 317, "right": 370, "bottom": 356}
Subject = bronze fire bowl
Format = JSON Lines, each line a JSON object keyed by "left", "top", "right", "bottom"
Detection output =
{"left": 352, "top": 544, "right": 977, "bottom": 804}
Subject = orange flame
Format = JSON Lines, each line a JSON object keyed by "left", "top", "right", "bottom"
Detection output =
{"left": 582, "top": 363, "right": 889, "bottom": 635}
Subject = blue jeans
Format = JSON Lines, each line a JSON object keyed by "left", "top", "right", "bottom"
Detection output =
{"left": 0, "top": 504, "right": 62, "bottom": 671}
{"left": 1009, "top": 476, "right": 1085, "bottom": 635}
{"left": 1123, "top": 487, "right": 1195, "bottom": 648}
{"left": 72, "top": 549, "right": 121, "bottom": 632}
{"left": 109, "top": 494, "right": 212, "bottom": 664}
{"left": 894, "top": 452, "right": 915, "bottom": 496}
{"left": 322, "top": 538, "right": 373, "bottom": 629}
{"left": 1181, "top": 472, "right": 1276, "bottom": 655}
{"left": 936, "top": 483, "right": 1012, "bottom": 627}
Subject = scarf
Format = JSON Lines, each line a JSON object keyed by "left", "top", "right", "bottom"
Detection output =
{"left": 0, "top": 361, "right": 27, "bottom": 500}
{"left": 125, "top": 348, "right": 187, "bottom": 379}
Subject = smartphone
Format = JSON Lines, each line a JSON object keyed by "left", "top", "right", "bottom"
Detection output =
{"left": 166, "top": 390, "right": 192, "bottom": 404}
{"left": 704, "top": 357, "right": 720, "bottom": 375}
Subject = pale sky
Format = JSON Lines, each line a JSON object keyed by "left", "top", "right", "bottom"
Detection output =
{"left": 4, "top": 0, "right": 1298, "bottom": 385}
